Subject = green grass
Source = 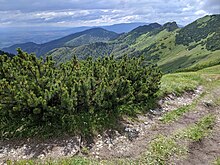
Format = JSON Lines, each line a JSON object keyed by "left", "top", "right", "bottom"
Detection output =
{"left": 7, "top": 157, "right": 139, "bottom": 165}
{"left": 6, "top": 157, "right": 98, "bottom": 165}
{"left": 198, "top": 64, "right": 220, "bottom": 74}
{"left": 144, "top": 114, "right": 215, "bottom": 164}
{"left": 161, "top": 105, "right": 192, "bottom": 123}
{"left": 144, "top": 135, "right": 186, "bottom": 165}
{"left": 158, "top": 63, "right": 220, "bottom": 98}
{"left": 177, "top": 50, "right": 220, "bottom": 72}
{"left": 177, "top": 115, "right": 215, "bottom": 141}
{"left": 158, "top": 72, "right": 203, "bottom": 97}
{"left": 132, "top": 29, "right": 174, "bottom": 51}
{"left": 214, "top": 158, "right": 220, "bottom": 165}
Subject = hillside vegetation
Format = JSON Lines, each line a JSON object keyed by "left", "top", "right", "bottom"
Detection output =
{"left": 3, "top": 15, "right": 220, "bottom": 73}
{"left": 46, "top": 14, "right": 220, "bottom": 73}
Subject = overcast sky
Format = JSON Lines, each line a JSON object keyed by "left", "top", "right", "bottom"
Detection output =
{"left": 0, "top": 0, "right": 219, "bottom": 27}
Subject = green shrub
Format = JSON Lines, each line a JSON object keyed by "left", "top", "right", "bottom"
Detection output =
{"left": 0, "top": 49, "right": 162, "bottom": 138}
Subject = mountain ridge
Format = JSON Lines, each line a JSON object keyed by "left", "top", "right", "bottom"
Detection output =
{"left": 0, "top": 22, "right": 149, "bottom": 49}
{"left": 46, "top": 14, "right": 220, "bottom": 72}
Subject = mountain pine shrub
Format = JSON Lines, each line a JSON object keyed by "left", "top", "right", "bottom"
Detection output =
{"left": 0, "top": 49, "right": 162, "bottom": 138}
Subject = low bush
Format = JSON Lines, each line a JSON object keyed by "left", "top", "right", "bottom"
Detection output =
{"left": 0, "top": 49, "right": 162, "bottom": 138}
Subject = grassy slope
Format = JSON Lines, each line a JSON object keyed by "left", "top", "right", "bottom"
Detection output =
{"left": 46, "top": 23, "right": 163, "bottom": 63}
{"left": 130, "top": 29, "right": 218, "bottom": 73}
{"left": 158, "top": 34, "right": 220, "bottom": 73}
{"left": 64, "top": 34, "right": 113, "bottom": 47}
{"left": 159, "top": 64, "right": 220, "bottom": 97}
{"left": 129, "top": 15, "right": 220, "bottom": 73}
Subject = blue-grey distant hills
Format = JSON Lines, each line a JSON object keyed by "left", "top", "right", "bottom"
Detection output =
{"left": 0, "top": 22, "right": 148, "bottom": 48}
{"left": 101, "top": 22, "right": 149, "bottom": 33}
{"left": 3, "top": 28, "right": 119, "bottom": 57}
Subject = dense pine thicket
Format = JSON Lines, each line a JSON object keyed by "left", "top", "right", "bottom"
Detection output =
{"left": 0, "top": 49, "right": 161, "bottom": 138}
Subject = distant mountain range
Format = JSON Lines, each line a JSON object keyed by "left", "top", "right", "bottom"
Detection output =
{"left": 3, "top": 28, "right": 119, "bottom": 57}
{"left": 2, "top": 14, "right": 220, "bottom": 73}
{"left": 0, "top": 22, "right": 148, "bottom": 48}
{"left": 100, "top": 23, "right": 149, "bottom": 33}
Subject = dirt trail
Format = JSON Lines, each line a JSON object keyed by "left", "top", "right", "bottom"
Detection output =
{"left": 89, "top": 87, "right": 204, "bottom": 159}
{"left": 174, "top": 88, "right": 220, "bottom": 165}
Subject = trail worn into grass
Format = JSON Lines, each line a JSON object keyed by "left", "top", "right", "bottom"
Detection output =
{"left": 174, "top": 88, "right": 220, "bottom": 165}
{"left": 89, "top": 86, "right": 203, "bottom": 159}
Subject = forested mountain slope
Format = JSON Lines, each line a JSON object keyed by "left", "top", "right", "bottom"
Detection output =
{"left": 46, "top": 23, "right": 163, "bottom": 63}
{"left": 160, "top": 14, "right": 220, "bottom": 72}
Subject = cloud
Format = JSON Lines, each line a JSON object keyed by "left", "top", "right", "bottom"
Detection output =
{"left": 0, "top": 0, "right": 219, "bottom": 27}
{"left": 201, "top": 0, "right": 220, "bottom": 13}
{"left": 0, "top": 0, "right": 124, "bottom": 11}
